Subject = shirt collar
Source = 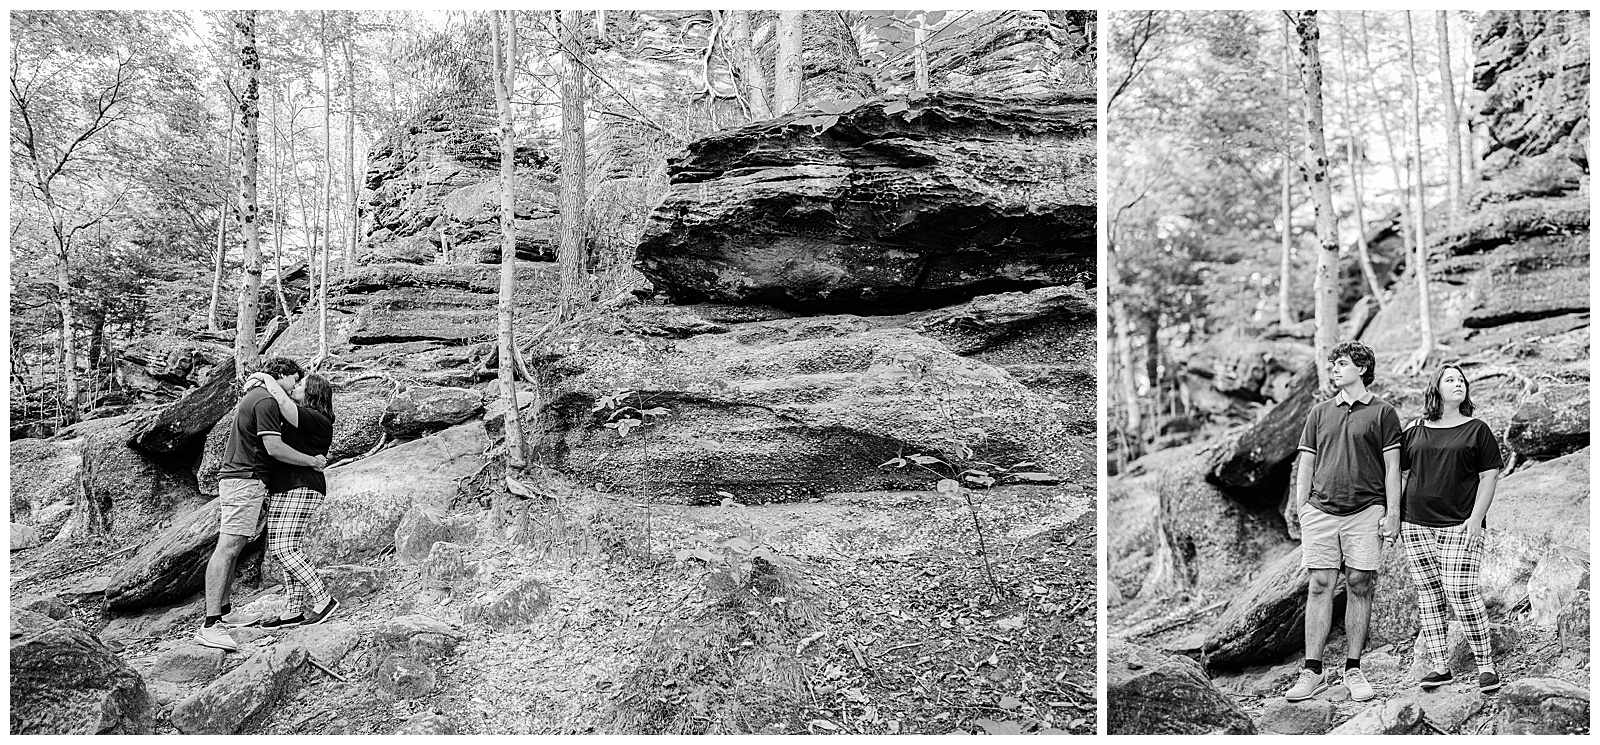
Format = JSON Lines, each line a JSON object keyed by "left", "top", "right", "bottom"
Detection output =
{"left": 1335, "top": 388, "right": 1374, "bottom": 406}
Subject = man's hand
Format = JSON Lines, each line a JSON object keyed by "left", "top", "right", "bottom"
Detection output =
{"left": 311, "top": 454, "right": 328, "bottom": 472}
{"left": 1380, "top": 512, "right": 1401, "bottom": 544}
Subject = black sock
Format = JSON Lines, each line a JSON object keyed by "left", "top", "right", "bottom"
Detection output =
{"left": 204, "top": 615, "right": 222, "bottom": 627}
{"left": 1304, "top": 659, "right": 1323, "bottom": 675}
{"left": 221, "top": 603, "right": 231, "bottom": 616}
{"left": 1345, "top": 658, "right": 1362, "bottom": 671}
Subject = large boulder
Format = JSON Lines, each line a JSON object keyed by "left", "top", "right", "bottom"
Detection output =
{"left": 1494, "top": 678, "right": 1591, "bottom": 735}
{"left": 169, "top": 643, "right": 309, "bottom": 735}
{"left": 8, "top": 609, "right": 152, "bottom": 734}
{"left": 1202, "top": 547, "right": 1311, "bottom": 669}
{"left": 919, "top": 11, "right": 1092, "bottom": 97}
{"left": 636, "top": 91, "right": 1094, "bottom": 312}
{"left": 536, "top": 317, "right": 1084, "bottom": 504}
{"left": 1492, "top": 448, "right": 1590, "bottom": 555}
{"left": 103, "top": 498, "right": 261, "bottom": 611}
{"left": 1507, "top": 382, "right": 1590, "bottom": 458}
{"left": 1149, "top": 449, "right": 1293, "bottom": 599}
{"left": 116, "top": 334, "right": 232, "bottom": 395}
{"left": 1106, "top": 643, "right": 1255, "bottom": 735}
{"left": 128, "top": 359, "right": 238, "bottom": 457}
{"left": 382, "top": 386, "right": 484, "bottom": 439}
{"left": 79, "top": 416, "right": 205, "bottom": 543}
{"left": 9, "top": 438, "right": 81, "bottom": 538}
{"left": 1205, "top": 365, "right": 1320, "bottom": 501}
{"left": 303, "top": 422, "right": 489, "bottom": 565}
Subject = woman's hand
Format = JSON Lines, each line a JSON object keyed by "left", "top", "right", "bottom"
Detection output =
{"left": 1464, "top": 520, "right": 1484, "bottom": 545}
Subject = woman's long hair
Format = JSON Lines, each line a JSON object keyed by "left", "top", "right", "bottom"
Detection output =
{"left": 1422, "top": 364, "right": 1474, "bottom": 421}
{"left": 301, "top": 374, "right": 334, "bottom": 419}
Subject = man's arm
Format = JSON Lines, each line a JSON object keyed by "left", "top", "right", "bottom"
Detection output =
{"left": 1295, "top": 451, "right": 1315, "bottom": 506}
{"left": 262, "top": 434, "right": 326, "bottom": 470}
{"left": 245, "top": 372, "right": 299, "bottom": 427}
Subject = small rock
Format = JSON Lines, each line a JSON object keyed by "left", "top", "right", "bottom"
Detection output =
{"left": 394, "top": 711, "right": 458, "bottom": 735}
{"left": 1495, "top": 678, "right": 1590, "bottom": 735}
{"left": 100, "top": 601, "right": 199, "bottom": 645}
{"left": 375, "top": 614, "right": 466, "bottom": 658}
{"left": 146, "top": 679, "right": 183, "bottom": 707}
{"left": 1107, "top": 642, "right": 1255, "bottom": 735}
{"left": 150, "top": 645, "right": 226, "bottom": 683}
{"left": 394, "top": 506, "right": 478, "bottom": 564}
{"left": 1556, "top": 590, "right": 1589, "bottom": 652}
{"left": 1419, "top": 685, "right": 1484, "bottom": 732}
{"left": 1527, "top": 551, "right": 1589, "bottom": 627}
{"left": 11, "top": 522, "right": 42, "bottom": 550}
{"left": 375, "top": 652, "right": 436, "bottom": 699}
{"left": 1328, "top": 694, "right": 1426, "bottom": 735}
{"left": 285, "top": 622, "right": 360, "bottom": 667}
{"left": 421, "top": 542, "right": 477, "bottom": 590}
{"left": 16, "top": 594, "right": 73, "bottom": 620}
{"left": 170, "top": 644, "right": 310, "bottom": 734}
{"left": 1258, "top": 698, "right": 1335, "bottom": 734}
{"left": 462, "top": 577, "right": 551, "bottom": 631}
{"left": 318, "top": 565, "right": 387, "bottom": 601}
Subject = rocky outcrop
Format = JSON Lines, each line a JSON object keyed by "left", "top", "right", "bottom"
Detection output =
{"left": 923, "top": 11, "right": 1094, "bottom": 96}
{"left": 1107, "top": 643, "right": 1255, "bottom": 735}
{"left": 1202, "top": 548, "right": 1312, "bottom": 668}
{"left": 103, "top": 497, "right": 258, "bottom": 611}
{"left": 80, "top": 416, "right": 205, "bottom": 543}
{"left": 8, "top": 439, "right": 79, "bottom": 539}
{"left": 9, "top": 609, "right": 152, "bottom": 734}
{"left": 636, "top": 91, "right": 1094, "bottom": 312}
{"left": 1205, "top": 366, "right": 1318, "bottom": 501}
{"left": 1472, "top": 11, "right": 1590, "bottom": 182}
{"left": 1507, "top": 381, "right": 1590, "bottom": 457}
{"left": 536, "top": 315, "right": 1082, "bottom": 504}
{"left": 1152, "top": 450, "right": 1292, "bottom": 598}
{"left": 362, "top": 103, "right": 555, "bottom": 264}
{"left": 382, "top": 386, "right": 484, "bottom": 439}
{"left": 116, "top": 335, "right": 232, "bottom": 395}
{"left": 1494, "top": 678, "right": 1591, "bottom": 735}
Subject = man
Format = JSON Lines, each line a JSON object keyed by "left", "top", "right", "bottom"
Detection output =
{"left": 197, "top": 357, "right": 327, "bottom": 651}
{"left": 1285, "top": 341, "right": 1401, "bottom": 704}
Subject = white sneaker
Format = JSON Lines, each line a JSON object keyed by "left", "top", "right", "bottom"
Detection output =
{"left": 196, "top": 624, "right": 239, "bottom": 652}
{"left": 1285, "top": 668, "right": 1329, "bottom": 702}
{"left": 1345, "top": 667, "right": 1376, "bottom": 702}
{"left": 220, "top": 609, "right": 261, "bottom": 628}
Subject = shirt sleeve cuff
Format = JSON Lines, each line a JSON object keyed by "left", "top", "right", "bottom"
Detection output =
{"left": 1383, "top": 443, "right": 1401, "bottom": 452}
{"left": 1297, "top": 446, "right": 1316, "bottom": 454}
{"left": 258, "top": 430, "right": 281, "bottom": 438}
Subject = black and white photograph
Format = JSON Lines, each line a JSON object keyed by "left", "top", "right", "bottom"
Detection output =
{"left": 7, "top": 10, "right": 1098, "bottom": 735}
{"left": 1105, "top": 9, "right": 1589, "bottom": 736}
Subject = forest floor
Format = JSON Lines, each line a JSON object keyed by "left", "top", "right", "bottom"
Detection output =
{"left": 13, "top": 483, "right": 1095, "bottom": 735}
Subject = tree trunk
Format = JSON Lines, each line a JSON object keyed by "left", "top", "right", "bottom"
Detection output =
{"left": 344, "top": 22, "right": 358, "bottom": 273}
{"left": 557, "top": 9, "right": 589, "bottom": 323}
{"left": 775, "top": 11, "right": 803, "bottom": 113}
{"left": 208, "top": 106, "right": 236, "bottom": 333}
{"left": 1404, "top": 12, "right": 1434, "bottom": 371}
{"left": 1108, "top": 244, "right": 1141, "bottom": 446}
{"left": 1293, "top": 11, "right": 1340, "bottom": 395}
{"left": 270, "top": 89, "right": 289, "bottom": 318}
{"left": 1336, "top": 12, "right": 1385, "bottom": 308}
{"left": 233, "top": 10, "right": 264, "bottom": 375}
{"left": 1436, "top": 11, "right": 1463, "bottom": 229}
{"left": 729, "top": 10, "right": 771, "bottom": 119}
{"left": 318, "top": 11, "right": 332, "bottom": 360}
{"left": 913, "top": 21, "right": 931, "bottom": 91}
{"left": 1358, "top": 12, "right": 1415, "bottom": 273}
{"left": 1278, "top": 15, "right": 1295, "bottom": 330}
{"left": 491, "top": 10, "right": 527, "bottom": 470}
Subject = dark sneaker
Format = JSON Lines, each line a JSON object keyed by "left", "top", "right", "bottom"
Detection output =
{"left": 1420, "top": 670, "right": 1454, "bottom": 690}
{"left": 304, "top": 598, "right": 341, "bottom": 625}
{"left": 259, "top": 615, "right": 305, "bottom": 629}
{"left": 1478, "top": 671, "right": 1502, "bottom": 694}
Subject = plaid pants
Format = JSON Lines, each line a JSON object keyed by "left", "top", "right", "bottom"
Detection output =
{"left": 266, "top": 487, "right": 332, "bottom": 614}
{"left": 1401, "top": 522, "right": 1494, "bottom": 672}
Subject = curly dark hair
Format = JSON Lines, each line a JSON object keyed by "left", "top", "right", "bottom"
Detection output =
{"left": 257, "top": 356, "right": 304, "bottom": 380}
{"left": 1422, "top": 364, "right": 1475, "bottom": 421}
{"left": 1329, "top": 341, "right": 1376, "bottom": 387}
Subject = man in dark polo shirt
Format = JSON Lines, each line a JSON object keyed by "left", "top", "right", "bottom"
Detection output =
{"left": 1284, "top": 341, "right": 1401, "bottom": 704}
{"left": 197, "top": 357, "right": 327, "bottom": 652}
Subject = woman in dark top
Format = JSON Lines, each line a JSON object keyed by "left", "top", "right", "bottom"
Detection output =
{"left": 1398, "top": 364, "right": 1503, "bottom": 694}
{"left": 247, "top": 371, "right": 340, "bottom": 627}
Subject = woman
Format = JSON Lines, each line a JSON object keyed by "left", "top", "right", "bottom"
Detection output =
{"left": 247, "top": 371, "right": 340, "bottom": 628}
{"left": 1398, "top": 364, "right": 1503, "bottom": 693}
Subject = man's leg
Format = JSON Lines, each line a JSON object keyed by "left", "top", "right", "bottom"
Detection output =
{"left": 204, "top": 533, "right": 250, "bottom": 617}
{"left": 1304, "top": 567, "right": 1339, "bottom": 666}
{"left": 1343, "top": 567, "right": 1376, "bottom": 663}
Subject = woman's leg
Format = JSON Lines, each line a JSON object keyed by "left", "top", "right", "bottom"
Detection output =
{"left": 1439, "top": 523, "right": 1495, "bottom": 672}
{"left": 1401, "top": 523, "right": 1451, "bottom": 672}
{"left": 265, "top": 487, "right": 332, "bottom": 615}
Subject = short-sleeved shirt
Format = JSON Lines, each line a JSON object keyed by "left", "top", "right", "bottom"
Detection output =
{"left": 1297, "top": 390, "right": 1402, "bottom": 516}
{"left": 217, "top": 387, "right": 286, "bottom": 482}
{"left": 1400, "top": 418, "right": 1503, "bottom": 527}
{"left": 268, "top": 407, "right": 335, "bottom": 495}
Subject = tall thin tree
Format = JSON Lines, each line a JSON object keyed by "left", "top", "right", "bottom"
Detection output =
{"left": 1436, "top": 11, "right": 1463, "bottom": 228}
{"left": 343, "top": 21, "right": 358, "bottom": 272}
{"left": 1336, "top": 13, "right": 1385, "bottom": 308}
{"left": 1402, "top": 11, "right": 1435, "bottom": 373}
{"left": 1292, "top": 11, "right": 1340, "bottom": 394}
{"left": 556, "top": 9, "right": 589, "bottom": 323}
{"left": 1278, "top": 15, "right": 1295, "bottom": 330}
{"left": 317, "top": 10, "right": 333, "bottom": 360}
{"left": 729, "top": 10, "right": 771, "bottom": 119}
{"left": 491, "top": 10, "right": 527, "bottom": 469}
{"left": 208, "top": 104, "right": 236, "bottom": 332}
{"left": 232, "top": 10, "right": 265, "bottom": 374}
{"left": 775, "top": 11, "right": 803, "bottom": 113}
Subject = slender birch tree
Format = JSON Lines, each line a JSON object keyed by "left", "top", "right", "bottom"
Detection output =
{"left": 1292, "top": 11, "right": 1340, "bottom": 394}
{"left": 491, "top": 10, "right": 526, "bottom": 469}
{"left": 1436, "top": 11, "right": 1463, "bottom": 228}
{"left": 1278, "top": 15, "right": 1295, "bottom": 330}
{"left": 775, "top": 11, "right": 803, "bottom": 113}
{"left": 233, "top": 10, "right": 264, "bottom": 374}
{"left": 556, "top": 9, "right": 588, "bottom": 323}
{"left": 1401, "top": 11, "right": 1435, "bottom": 373}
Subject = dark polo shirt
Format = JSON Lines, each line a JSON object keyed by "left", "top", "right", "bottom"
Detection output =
{"left": 217, "top": 387, "right": 286, "bottom": 482}
{"left": 1297, "top": 389, "right": 1401, "bottom": 516}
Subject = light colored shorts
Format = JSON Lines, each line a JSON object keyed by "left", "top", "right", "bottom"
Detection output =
{"left": 218, "top": 478, "right": 269, "bottom": 538}
{"left": 1300, "top": 502, "right": 1384, "bottom": 572}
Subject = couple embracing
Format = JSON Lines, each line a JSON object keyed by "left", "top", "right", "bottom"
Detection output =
{"left": 195, "top": 357, "right": 340, "bottom": 651}
{"left": 1286, "top": 341, "right": 1503, "bottom": 703}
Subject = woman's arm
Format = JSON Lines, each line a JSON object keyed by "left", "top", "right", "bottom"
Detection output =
{"left": 1465, "top": 468, "right": 1498, "bottom": 542}
{"left": 247, "top": 371, "right": 299, "bottom": 427}
{"left": 262, "top": 434, "right": 327, "bottom": 470}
